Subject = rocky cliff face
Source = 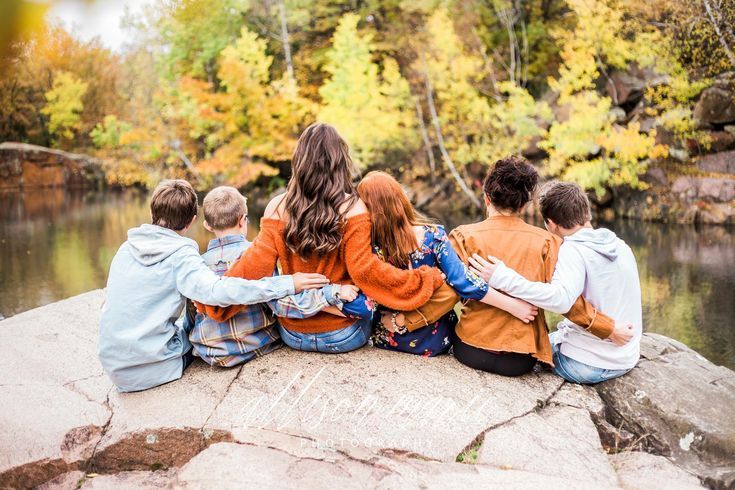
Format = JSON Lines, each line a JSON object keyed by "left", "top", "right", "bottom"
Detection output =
{"left": 411, "top": 70, "right": 735, "bottom": 227}
{"left": 0, "top": 142, "right": 104, "bottom": 190}
{"left": 0, "top": 291, "right": 731, "bottom": 489}
{"left": 578, "top": 69, "right": 735, "bottom": 226}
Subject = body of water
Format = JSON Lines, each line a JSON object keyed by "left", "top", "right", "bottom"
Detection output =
{"left": 1, "top": 189, "right": 733, "bottom": 368}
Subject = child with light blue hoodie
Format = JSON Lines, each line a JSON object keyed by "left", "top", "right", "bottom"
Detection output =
{"left": 469, "top": 181, "right": 640, "bottom": 384}
{"left": 98, "top": 180, "right": 329, "bottom": 392}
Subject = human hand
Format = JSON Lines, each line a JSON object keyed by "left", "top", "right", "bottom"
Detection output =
{"left": 468, "top": 254, "right": 499, "bottom": 282}
{"left": 292, "top": 272, "right": 329, "bottom": 293}
{"left": 380, "top": 311, "right": 406, "bottom": 333}
{"left": 509, "top": 298, "right": 538, "bottom": 324}
{"left": 336, "top": 284, "right": 360, "bottom": 303}
{"left": 607, "top": 322, "right": 634, "bottom": 346}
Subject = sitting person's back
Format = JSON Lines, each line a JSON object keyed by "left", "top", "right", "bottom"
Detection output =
{"left": 201, "top": 124, "right": 443, "bottom": 338}
{"left": 480, "top": 181, "right": 641, "bottom": 383}
{"left": 552, "top": 227, "right": 641, "bottom": 371}
{"left": 98, "top": 180, "right": 307, "bottom": 392}
{"left": 451, "top": 215, "right": 556, "bottom": 363}
{"left": 189, "top": 187, "right": 282, "bottom": 367}
{"left": 190, "top": 187, "right": 362, "bottom": 366}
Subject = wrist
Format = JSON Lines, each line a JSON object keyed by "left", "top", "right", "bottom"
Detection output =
{"left": 322, "top": 284, "right": 339, "bottom": 306}
{"left": 391, "top": 312, "right": 408, "bottom": 335}
{"left": 487, "top": 261, "right": 509, "bottom": 289}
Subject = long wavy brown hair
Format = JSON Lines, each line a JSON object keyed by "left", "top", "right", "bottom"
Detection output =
{"left": 284, "top": 123, "right": 358, "bottom": 257}
{"left": 357, "top": 171, "right": 433, "bottom": 268}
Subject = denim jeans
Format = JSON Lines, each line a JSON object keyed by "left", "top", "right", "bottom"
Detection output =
{"left": 277, "top": 317, "right": 372, "bottom": 353}
{"left": 549, "top": 332, "right": 629, "bottom": 384}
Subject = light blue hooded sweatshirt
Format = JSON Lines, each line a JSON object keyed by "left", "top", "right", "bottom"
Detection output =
{"left": 98, "top": 224, "right": 294, "bottom": 392}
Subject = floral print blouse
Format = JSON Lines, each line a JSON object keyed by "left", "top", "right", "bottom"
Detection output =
{"left": 371, "top": 224, "right": 488, "bottom": 357}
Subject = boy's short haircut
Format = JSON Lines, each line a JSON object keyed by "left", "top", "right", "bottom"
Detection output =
{"left": 203, "top": 186, "right": 248, "bottom": 230}
{"left": 539, "top": 181, "right": 592, "bottom": 229}
{"left": 150, "top": 179, "right": 198, "bottom": 231}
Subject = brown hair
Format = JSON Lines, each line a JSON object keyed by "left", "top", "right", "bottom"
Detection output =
{"left": 284, "top": 123, "right": 358, "bottom": 257}
{"left": 150, "top": 179, "right": 198, "bottom": 231}
{"left": 539, "top": 181, "right": 592, "bottom": 228}
{"left": 202, "top": 186, "right": 248, "bottom": 230}
{"left": 357, "top": 171, "right": 433, "bottom": 268}
{"left": 483, "top": 155, "right": 538, "bottom": 212}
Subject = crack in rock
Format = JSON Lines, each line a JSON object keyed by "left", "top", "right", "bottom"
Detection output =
{"left": 455, "top": 379, "right": 567, "bottom": 463}
{"left": 202, "top": 364, "right": 244, "bottom": 430}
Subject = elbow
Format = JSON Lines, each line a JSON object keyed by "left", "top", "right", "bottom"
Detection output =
{"left": 558, "top": 300, "right": 577, "bottom": 316}
{"left": 207, "top": 306, "right": 231, "bottom": 323}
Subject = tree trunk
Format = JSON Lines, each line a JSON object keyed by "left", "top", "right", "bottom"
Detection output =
{"left": 279, "top": 1, "right": 297, "bottom": 93}
{"left": 422, "top": 72, "right": 482, "bottom": 209}
{"left": 703, "top": 0, "right": 735, "bottom": 67}
{"left": 414, "top": 98, "right": 436, "bottom": 183}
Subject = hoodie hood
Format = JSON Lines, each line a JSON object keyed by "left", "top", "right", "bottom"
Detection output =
{"left": 564, "top": 227, "right": 619, "bottom": 261}
{"left": 126, "top": 224, "right": 198, "bottom": 266}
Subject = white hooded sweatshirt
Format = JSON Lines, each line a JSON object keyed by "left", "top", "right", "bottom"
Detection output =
{"left": 488, "top": 227, "right": 642, "bottom": 370}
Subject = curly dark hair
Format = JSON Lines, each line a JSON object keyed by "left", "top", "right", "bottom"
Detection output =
{"left": 482, "top": 155, "right": 539, "bottom": 212}
{"left": 283, "top": 123, "right": 358, "bottom": 257}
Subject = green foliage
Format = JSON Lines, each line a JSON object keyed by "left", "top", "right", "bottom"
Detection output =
{"left": 1, "top": 0, "right": 721, "bottom": 193}
{"left": 419, "top": 7, "right": 493, "bottom": 167}
{"left": 318, "top": 13, "right": 418, "bottom": 168}
{"left": 91, "top": 115, "right": 132, "bottom": 149}
{"left": 542, "top": 0, "right": 670, "bottom": 194}
{"left": 488, "top": 81, "right": 552, "bottom": 162}
{"left": 41, "top": 71, "right": 88, "bottom": 141}
{"left": 153, "top": 0, "right": 248, "bottom": 80}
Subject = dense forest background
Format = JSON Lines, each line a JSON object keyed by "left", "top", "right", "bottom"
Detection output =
{"left": 1, "top": 0, "right": 734, "bottom": 201}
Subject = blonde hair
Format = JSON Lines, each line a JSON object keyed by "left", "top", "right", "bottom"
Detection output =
{"left": 202, "top": 186, "right": 248, "bottom": 230}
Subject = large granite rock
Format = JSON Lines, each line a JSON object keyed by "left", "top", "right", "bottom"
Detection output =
{"left": 2, "top": 292, "right": 731, "bottom": 488}
{"left": 0, "top": 292, "right": 112, "bottom": 488}
{"left": 0, "top": 142, "right": 104, "bottom": 190}
{"left": 697, "top": 151, "right": 735, "bottom": 175}
{"left": 596, "top": 334, "right": 735, "bottom": 489}
{"left": 694, "top": 80, "right": 735, "bottom": 125}
{"left": 609, "top": 451, "right": 704, "bottom": 490}
{"left": 477, "top": 404, "right": 619, "bottom": 486}
{"left": 670, "top": 176, "right": 735, "bottom": 202}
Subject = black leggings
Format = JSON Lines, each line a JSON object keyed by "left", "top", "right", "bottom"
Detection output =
{"left": 453, "top": 336, "right": 536, "bottom": 377}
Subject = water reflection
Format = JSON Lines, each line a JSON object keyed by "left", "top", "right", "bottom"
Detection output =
{"left": 0, "top": 189, "right": 733, "bottom": 368}
{"left": 1, "top": 190, "right": 209, "bottom": 319}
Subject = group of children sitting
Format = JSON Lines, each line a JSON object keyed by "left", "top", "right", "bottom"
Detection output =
{"left": 98, "top": 175, "right": 641, "bottom": 393}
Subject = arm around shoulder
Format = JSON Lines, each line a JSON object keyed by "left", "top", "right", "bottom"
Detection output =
{"left": 343, "top": 217, "right": 442, "bottom": 311}
{"left": 175, "top": 248, "right": 294, "bottom": 314}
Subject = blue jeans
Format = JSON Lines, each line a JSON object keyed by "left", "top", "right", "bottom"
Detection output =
{"left": 277, "top": 317, "right": 371, "bottom": 354}
{"left": 549, "top": 332, "right": 629, "bottom": 384}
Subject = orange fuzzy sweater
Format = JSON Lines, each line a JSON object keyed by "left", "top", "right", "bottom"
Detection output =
{"left": 199, "top": 214, "right": 444, "bottom": 333}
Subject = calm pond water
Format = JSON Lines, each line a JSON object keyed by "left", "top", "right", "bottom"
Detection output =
{"left": 1, "top": 189, "right": 733, "bottom": 368}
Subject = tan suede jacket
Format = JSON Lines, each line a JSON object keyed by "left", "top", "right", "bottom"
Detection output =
{"left": 404, "top": 216, "right": 616, "bottom": 366}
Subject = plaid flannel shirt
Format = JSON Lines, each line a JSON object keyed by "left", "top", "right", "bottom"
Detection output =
{"left": 190, "top": 235, "right": 339, "bottom": 367}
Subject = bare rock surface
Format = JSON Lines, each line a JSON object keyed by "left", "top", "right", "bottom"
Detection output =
{"left": 477, "top": 405, "right": 619, "bottom": 486}
{"left": 203, "top": 346, "right": 564, "bottom": 462}
{"left": 697, "top": 151, "right": 735, "bottom": 175}
{"left": 596, "top": 333, "right": 735, "bottom": 489}
{"left": 172, "top": 438, "right": 598, "bottom": 489}
{"left": 694, "top": 83, "right": 735, "bottom": 125}
{"left": 609, "top": 451, "right": 704, "bottom": 490}
{"left": 0, "top": 142, "right": 104, "bottom": 190}
{"left": 0, "top": 292, "right": 112, "bottom": 488}
{"left": 1, "top": 292, "right": 731, "bottom": 489}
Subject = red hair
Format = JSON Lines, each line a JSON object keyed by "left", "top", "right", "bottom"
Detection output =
{"left": 357, "top": 171, "right": 432, "bottom": 268}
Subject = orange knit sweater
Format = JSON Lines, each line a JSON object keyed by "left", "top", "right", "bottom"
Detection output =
{"left": 200, "top": 214, "right": 444, "bottom": 333}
